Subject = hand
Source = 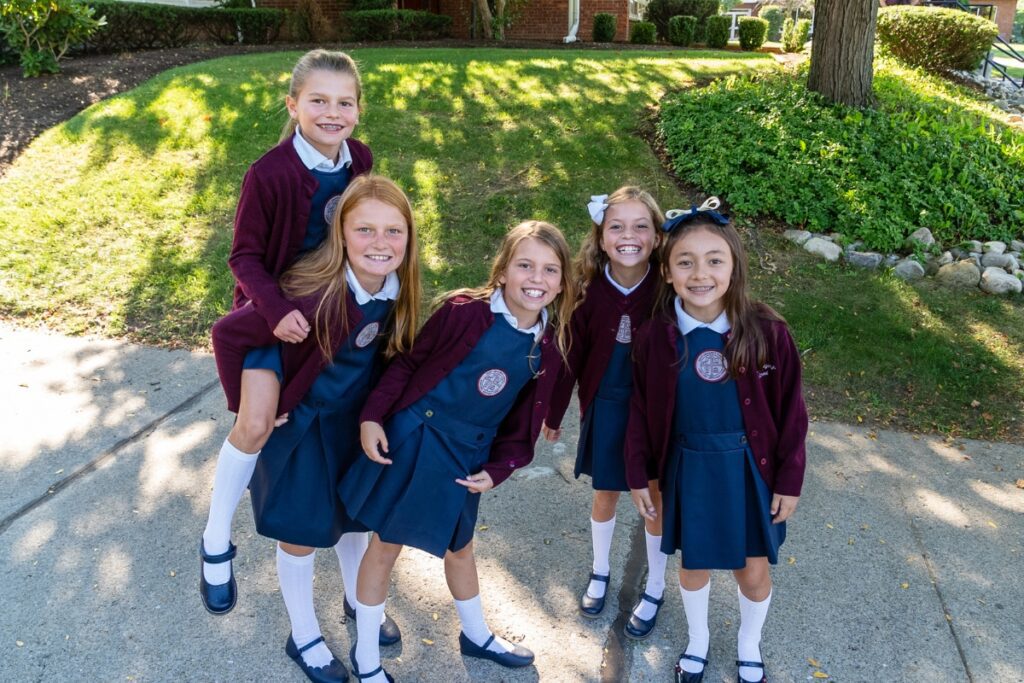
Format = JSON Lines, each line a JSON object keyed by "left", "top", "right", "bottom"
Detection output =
{"left": 360, "top": 421, "right": 391, "bottom": 465}
{"left": 456, "top": 470, "right": 494, "bottom": 494}
{"left": 541, "top": 421, "right": 561, "bottom": 442}
{"left": 273, "top": 412, "right": 289, "bottom": 427}
{"left": 771, "top": 493, "right": 799, "bottom": 524}
{"left": 630, "top": 488, "right": 657, "bottom": 522}
{"left": 273, "top": 310, "right": 311, "bottom": 343}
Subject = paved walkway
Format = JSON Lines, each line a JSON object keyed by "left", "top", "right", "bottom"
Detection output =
{"left": 1, "top": 322, "right": 1021, "bottom": 682}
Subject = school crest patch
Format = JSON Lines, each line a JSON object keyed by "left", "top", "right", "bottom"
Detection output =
{"left": 324, "top": 194, "right": 342, "bottom": 225}
{"left": 477, "top": 369, "right": 508, "bottom": 397}
{"left": 615, "top": 314, "right": 632, "bottom": 344}
{"left": 355, "top": 322, "right": 379, "bottom": 348}
{"left": 694, "top": 349, "right": 728, "bottom": 383}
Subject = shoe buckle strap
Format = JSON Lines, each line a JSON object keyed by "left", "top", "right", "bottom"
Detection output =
{"left": 681, "top": 653, "right": 709, "bottom": 665}
{"left": 479, "top": 633, "right": 496, "bottom": 651}
{"left": 639, "top": 591, "right": 665, "bottom": 607}
{"left": 736, "top": 659, "right": 765, "bottom": 669}
{"left": 589, "top": 573, "right": 610, "bottom": 583}
{"left": 200, "top": 541, "right": 237, "bottom": 564}
{"left": 355, "top": 663, "right": 383, "bottom": 680}
{"left": 297, "top": 635, "right": 325, "bottom": 655}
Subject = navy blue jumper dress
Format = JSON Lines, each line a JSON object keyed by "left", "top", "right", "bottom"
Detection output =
{"left": 575, "top": 332, "right": 633, "bottom": 491}
{"left": 660, "top": 327, "right": 785, "bottom": 569}
{"left": 249, "top": 297, "right": 391, "bottom": 548}
{"left": 340, "top": 316, "right": 538, "bottom": 558}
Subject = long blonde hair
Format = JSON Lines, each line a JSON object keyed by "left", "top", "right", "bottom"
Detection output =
{"left": 443, "top": 220, "right": 577, "bottom": 362}
{"left": 574, "top": 186, "right": 664, "bottom": 294}
{"left": 279, "top": 49, "right": 363, "bottom": 141}
{"left": 280, "top": 175, "right": 420, "bottom": 361}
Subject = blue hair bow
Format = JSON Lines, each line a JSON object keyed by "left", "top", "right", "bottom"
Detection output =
{"left": 662, "top": 197, "right": 729, "bottom": 232}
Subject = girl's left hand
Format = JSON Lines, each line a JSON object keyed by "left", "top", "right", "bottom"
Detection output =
{"left": 456, "top": 470, "right": 494, "bottom": 494}
{"left": 771, "top": 494, "right": 799, "bottom": 524}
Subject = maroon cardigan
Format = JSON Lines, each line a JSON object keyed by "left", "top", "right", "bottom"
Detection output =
{"left": 545, "top": 272, "right": 657, "bottom": 430}
{"left": 228, "top": 137, "right": 372, "bottom": 329}
{"left": 624, "top": 314, "right": 808, "bottom": 496}
{"left": 212, "top": 290, "right": 367, "bottom": 416}
{"left": 360, "top": 296, "right": 562, "bottom": 488}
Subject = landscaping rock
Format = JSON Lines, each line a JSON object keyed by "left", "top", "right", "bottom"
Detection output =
{"left": 924, "top": 258, "right": 941, "bottom": 277}
{"left": 884, "top": 254, "right": 901, "bottom": 268}
{"left": 950, "top": 247, "right": 967, "bottom": 260}
{"left": 1007, "top": 254, "right": 1021, "bottom": 273}
{"left": 803, "top": 237, "right": 842, "bottom": 262}
{"left": 980, "top": 267, "right": 1023, "bottom": 295}
{"left": 1009, "top": 240, "right": 1024, "bottom": 252}
{"left": 981, "top": 252, "right": 1013, "bottom": 269}
{"left": 935, "top": 261, "right": 981, "bottom": 288}
{"left": 784, "top": 230, "right": 812, "bottom": 246}
{"left": 894, "top": 259, "right": 925, "bottom": 281}
{"left": 968, "top": 254, "right": 982, "bottom": 269}
{"left": 906, "top": 227, "right": 936, "bottom": 248}
{"left": 937, "top": 251, "right": 954, "bottom": 266}
{"left": 983, "top": 241, "right": 1006, "bottom": 254}
{"left": 846, "top": 251, "right": 883, "bottom": 269}
{"left": 966, "top": 240, "right": 983, "bottom": 253}
{"left": 827, "top": 232, "right": 843, "bottom": 243}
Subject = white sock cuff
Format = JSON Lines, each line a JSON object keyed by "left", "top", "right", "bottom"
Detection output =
{"left": 591, "top": 516, "right": 616, "bottom": 529}
{"left": 681, "top": 580, "right": 711, "bottom": 597}
{"left": 277, "top": 545, "right": 316, "bottom": 566}
{"left": 454, "top": 594, "right": 482, "bottom": 610}
{"left": 737, "top": 585, "right": 772, "bottom": 606}
{"left": 223, "top": 437, "right": 259, "bottom": 460}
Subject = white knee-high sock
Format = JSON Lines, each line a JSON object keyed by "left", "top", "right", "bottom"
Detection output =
{"left": 277, "top": 546, "right": 333, "bottom": 668}
{"left": 588, "top": 516, "right": 616, "bottom": 598}
{"left": 737, "top": 587, "right": 772, "bottom": 682}
{"left": 334, "top": 532, "right": 369, "bottom": 606}
{"left": 678, "top": 580, "right": 710, "bottom": 675}
{"left": 354, "top": 598, "right": 386, "bottom": 683}
{"left": 634, "top": 530, "right": 668, "bottom": 620}
{"left": 202, "top": 439, "right": 258, "bottom": 584}
{"left": 455, "top": 595, "right": 513, "bottom": 654}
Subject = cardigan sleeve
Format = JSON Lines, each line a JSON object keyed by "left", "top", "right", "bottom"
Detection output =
{"left": 624, "top": 322, "right": 656, "bottom": 490}
{"left": 544, "top": 300, "right": 588, "bottom": 430}
{"left": 768, "top": 322, "right": 808, "bottom": 496}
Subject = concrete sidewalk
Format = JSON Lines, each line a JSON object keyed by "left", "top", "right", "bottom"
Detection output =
{"left": 1, "top": 322, "right": 1021, "bottom": 682}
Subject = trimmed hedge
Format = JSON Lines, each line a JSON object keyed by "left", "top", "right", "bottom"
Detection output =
{"left": 202, "top": 8, "right": 285, "bottom": 45}
{"left": 668, "top": 15, "right": 697, "bottom": 47}
{"left": 593, "top": 12, "right": 616, "bottom": 42}
{"left": 643, "top": 0, "right": 718, "bottom": 41}
{"left": 705, "top": 14, "right": 730, "bottom": 48}
{"left": 877, "top": 6, "right": 998, "bottom": 73}
{"left": 738, "top": 16, "right": 767, "bottom": 51}
{"left": 630, "top": 20, "right": 656, "bottom": 44}
{"left": 352, "top": 0, "right": 393, "bottom": 9}
{"left": 759, "top": 6, "right": 783, "bottom": 41}
{"left": 781, "top": 16, "right": 810, "bottom": 52}
{"left": 345, "top": 10, "right": 451, "bottom": 41}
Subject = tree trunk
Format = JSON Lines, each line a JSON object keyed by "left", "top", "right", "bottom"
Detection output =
{"left": 475, "top": 0, "right": 495, "bottom": 39}
{"left": 807, "top": 0, "right": 877, "bottom": 108}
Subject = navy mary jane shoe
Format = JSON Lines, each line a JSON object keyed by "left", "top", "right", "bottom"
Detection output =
{"left": 285, "top": 634, "right": 349, "bottom": 683}
{"left": 737, "top": 659, "right": 768, "bottom": 683}
{"left": 344, "top": 598, "right": 402, "bottom": 646}
{"left": 623, "top": 591, "right": 665, "bottom": 640}
{"left": 675, "top": 653, "right": 709, "bottom": 683}
{"left": 198, "top": 539, "right": 237, "bottom": 615}
{"left": 578, "top": 572, "right": 610, "bottom": 618}
{"left": 349, "top": 643, "right": 395, "bottom": 682}
{"left": 458, "top": 632, "right": 534, "bottom": 668}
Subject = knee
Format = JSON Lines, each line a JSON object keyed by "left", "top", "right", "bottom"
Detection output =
{"left": 232, "top": 412, "right": 275, "bottom": 450}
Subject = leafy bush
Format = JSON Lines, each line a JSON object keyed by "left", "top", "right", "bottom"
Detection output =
{"left": 668, "top": 15, "right": 696, "bottom": 46}
{"left": 780, "top": 16, "right": 793, "bottom": 49}
{"left": 1014, "top": 6, "right": 1023, "bottom": 42}
{"left": 877, "top": 6, "right": 998, "bottom": 73}
{"left": 352, "top": 0, "right": 393, "bottom": 9}
{"left": 201, "top": 8, "right": 285, "bottom": 45}
{"left": 782, "top": 17, "right": 810, "bottom": 52}
{"left": 630, "top": 20, "right": 656, "bottom": 44}
{"left": 759, "top": 6, "right": 783, "bottom": 41}
{"left": 738, "top": 16, "right": 767, "bottom": 50}
{"left": 0, "top": 0, "right": 104, "bottom": 76}
{"left": 289, "top": 0, "right": 333, "bottom": 42}
{"left": 705, "top": 14, "right": 730, "bottom": 48}
{"left": 643, "top": 0, "right": 718, "bottom": 40}
{"left": 593, "top": 12, "right": 616, "bottom": 42}
{"left": 345, "top": 9, "right": 451, "bottom": 41}
{"left": 84, "top": 0, "right": 195, "bottom": 50}
{"left": 657, "top": 62, "right": 1024, "bottom": 251}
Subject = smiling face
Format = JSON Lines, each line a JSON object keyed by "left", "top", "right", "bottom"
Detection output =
{"left": 665, "top": 227, "right": 734, "bottom": 323}
{"left": 286, "top": 69, "right": 359, "bottom": 161}
{"left": 342, "top": 198, "right": 408, "bottom": 294}
{"left": 499, "top": 237, "right": 565, "bottom": 330}
{"left": 600, "top": 200, "right": 657, "bottom": 276}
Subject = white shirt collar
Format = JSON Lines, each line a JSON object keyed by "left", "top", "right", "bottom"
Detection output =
{"left": 345, "top": 264, "right": 399, "bottom": 305}
{"left": 674, "top": 297, "right": 730, "bottom": 335}
{"left": 292, "top": 129, "right": 352, "bottom": 173}
{"left": 604, "top": 263, "right": 650, "bottom": 296}
{"left": 491, "top": 288, "right": 548, "bottom": 340}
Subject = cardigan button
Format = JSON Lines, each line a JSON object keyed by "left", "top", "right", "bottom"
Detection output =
{"left": 743, "top": 398, "right": 751, "bottom": 406}
{"left": 751, "top": 430, "right": 758, "bottom": 437}
{"left": 739, "top": 366, "right": 746, "bottom": 374}
{"left": 740, "top": 435, "right": 747, "bottom": 444}
{"left": 760, "top": 458, "right": 767, "bottom": 465}
{"left": 425, "top": 410, "right": 434, "bottom": 417}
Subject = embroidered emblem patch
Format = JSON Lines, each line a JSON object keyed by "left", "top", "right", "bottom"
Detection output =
{"left": 477, "top": 368, "right": 508, "bottom": 397}
{"left": 615, "top": 314, "right": 632, "bottom": 344}
{"left": 694, "top": 349, "right": 728, "bottom": 382}
{"left": 355, "top": 322, "right": 379, "bottom": 348}
{"left": 324, "top": 194, "right": 342, "bottom": 225}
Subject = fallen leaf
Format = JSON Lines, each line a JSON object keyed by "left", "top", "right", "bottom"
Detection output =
{"left": 432, "top": 612, "right": 438, "bottom": 621}
{"left": 16, "top": 640, "right": 24, "bottom": 647}
{"left": 1016, "top": 479, "right": 1024, "bottom": 489}
{"left": 857, "top": 415, "right": 863, "bottom": 423}
{"left": 987, "top": 520, "right": 998, "bottom": 529}
{"left": 900, "top": 582, "right": 909, "bottom": 589}
{"left": 813, "top": 672, "right": 830, "bottom": 679}
{"left": 945, "top": 614, "right": 953, "bottom": 622}
{"left": 169, "top": 570, "right": 176, "bottom": 577}
{"left": 787, "top": 556, "right": 796, "bottom": 565}
{"left": 970, "top": 400, "right": 981, "bottom": 408}
{"left": 825, "top": 523, "right": 833, "bottom": 529}
{"left": 477, "top": 525, "right": 488, "bottom": 531}
{"left": 807, "top": 657, "right": 820, "bottom": 667}
{"left": 860, "top": 524, "right": 870, "bottom": 531}
{"left": 422, "top": 638, "right": 434, "bottom": 646}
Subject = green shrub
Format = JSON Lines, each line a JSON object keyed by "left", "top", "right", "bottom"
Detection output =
{"left": 783, "top": 17, "right": 810, "bottom": 52}
{"left": 593, "top": 12, "right": 616, "bottom": 42}
{"left": 1014, "top": 7, "right": 1023, "bottom": 42}
{"left": 345, "top": 9, "right": 451, "bottom": 41}
{"left": 668, "top": 15, "right": 697, "bottom": 46}
{"left": 289, "top": 0, "right": 333, "bottom": 42}
{"left": 0, "top": 0, "right": 104, "bottom": 76}
{"left": 780, "top": 16, "right": 793, "bottom": 49}
{"left": 84, "top": 0, "right": 194, "bottom": 50}
{"left": 705, "top": 14, "right": 730, "bottom": 48}
{"left": 657, "top": 62, "right": 1024, "bottom": 251}
{"left": 877, "top": 6, "right": 998, "bottom": 73}
{"left": 201, "top": 8, "right": 285, "bottom": 44}
{"left": 644, "top": 0, "right": 718, "bottom": 41}
{"left": 352, "top": 0, "right": 393, "bottom": 9}
{"left": 759, "top": 6, "right": 783, "bottom": 41}
{"left": 630, "top": 20, "right": 656, "bottom": 44}
{"left": 738, "top": 17, "right": 767, "bottom": 50}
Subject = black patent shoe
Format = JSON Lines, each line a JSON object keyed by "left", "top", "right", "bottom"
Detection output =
{"left": 675, "top": 653, "right": 709, "bottom": 683}
{"left": 343, "top": 598, "right": 402, "bottom": 646}
{"left": 458, "top": 632, "right": 534, "bottom": 668}
{"left": 349, "top": 643, "right": 394, "bottom": 682}
{"left": 285, "top": 634, "right": 349, "bottom": 683}
{"left": 578, "top": 573, "right": 610, "bottom": 618}
{"left": 623, "top": 591, "right": 665, "bottom": 639}
{"left": 199, "top": 538, "right": 237, "bottom": 615}
{"left": 737, "top": 659, "right": 768, "bottom": 683}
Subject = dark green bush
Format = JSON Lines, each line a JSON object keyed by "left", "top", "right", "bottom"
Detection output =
{"left": 782, "top": 16, "right": 810, "bottom": 52}
{"left": 201, "top": 8, "right": 285, "bottom": 44}
{"left": 630, "top": 20, "right": 656, "bottom": 44}
{"left": 737, "top": 17, "right": 767, "bottom": 50}
{"left": 780, "top": 16, "right": 793, "bottom": 49}
{"left": 592, "top": 12, "right": 616, "bottom": 42}
{"left": 1, "top": 0, "right": 104, "bottom": 76}
{"left": 345, "top": 9, "right": 451, "bottom": 41}
{"left": 352, "top": 0, "right": 393, "bottom": 9}
{"left": 759, "top": 6, "right": 782, "bottom": 41}
{"left": 877, "top": 6, "right": 998, "bottom": 73}
{"left": 644, "top": 0, "right": 718, "bottom": 41}
{"left": 657, "top": 63, "right": 1024, "bottom": 251}
{"left": 705, "top": 14, "right": 730, "bottom": 48}
{"left": 85, "top": 1, "right": 201, "bottom": 50}
{"left": 668, "top": 15, "right": 696, "bottom": 46}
